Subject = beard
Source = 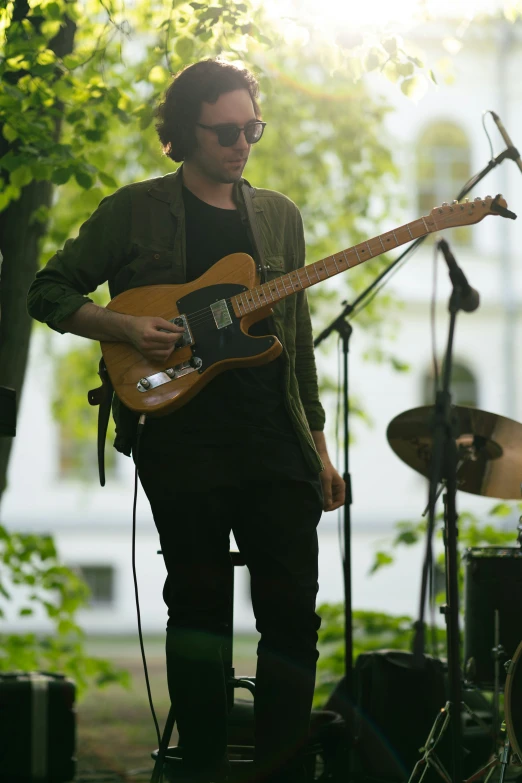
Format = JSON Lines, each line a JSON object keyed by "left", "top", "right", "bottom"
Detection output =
{"left": 187, "top": 148, "right": 247, "bottom": 183}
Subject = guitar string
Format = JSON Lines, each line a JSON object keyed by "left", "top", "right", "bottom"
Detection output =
{"left": 180, "top": 253, "right": 351, "bottom": 329}
{"left": 172, "top": 218, "right": 435, "bottom": 329}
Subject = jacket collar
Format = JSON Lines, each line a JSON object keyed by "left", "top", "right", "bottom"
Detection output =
{"left": 146, "top": 164, "right": 263, "bottom": 218}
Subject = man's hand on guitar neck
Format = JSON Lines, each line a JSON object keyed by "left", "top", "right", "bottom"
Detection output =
{"left": 56, "top": 302, "right": 185, "bottom": 363}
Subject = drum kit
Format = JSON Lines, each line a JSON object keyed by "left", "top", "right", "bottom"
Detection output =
{"left": 387, "top": 403, "right": 522, "bottom": 782}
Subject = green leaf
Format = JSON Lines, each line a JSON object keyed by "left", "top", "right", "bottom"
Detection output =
{"left": 36, "top": 49, "right": 57, "bottom": 66}
{"left": 19, "top": 608, "right": 34, "bottom": 616}
{"left": 0, "top": 581, "right": 11, "bottom": 599}
{"left": 74, "top": 171, "right": 93, "bottom": 190}
{"left": 84, "top": 129, "right": 103, "bottom": 142}
{"left": 365, "top": 51, "right": 381, "bottom": 72}
{"left": 400, "top": 76, "right": 427, "bottom": 100}
{"left": 175, "top": 36, "right": 194, "bottom": 60}
{"left": 10, "top": 164, "right": 33, "bottom": 189}
{"left": 98, "top": 171, "right": 117, "bottom": 188}
{"left": 66, "top": 109, "right": 85, "bottom": 123}
{"left": 45, "top": 2, "right": 62, "bottom": 20}
{"left": 383, "top": 37, "right": 398, "bottom": 56}
{"left": 41, "top": 20, "right": 61, "bottom": 38}
{"left": 2, "top": 124, "right": 18, "bottom": 143}
{"left": 51, "top": 167, "right": 72, "bottom": 185}
{"left": 489, "top": 502, "right": 513, "bottom": 518}
{"left": 148, "top": 65, "right": 168, "bottom": 85}
{"left": 397, "top": 61, "right": 414, "bottom": 77}
{"left": 139, "top": 109, "right": 153, "bottom": 130}
{"left": 390, "top": 357, "right": 410, "bottom": 372}
{"left": 6, "top": 55, "right": 30, "bottom": 71}
{"left": 369, "top": 551, "right": 394, "bottom": 574}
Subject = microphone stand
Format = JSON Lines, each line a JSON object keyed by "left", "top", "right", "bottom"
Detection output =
{"left": 422, "top": 259, "right": 470, "bottom": 783}
{"left": 313, "top": 142, "right": 518, "bottom": 720}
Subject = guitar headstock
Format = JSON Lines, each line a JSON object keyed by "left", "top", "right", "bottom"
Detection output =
{"left": 424, "top": 194, "right": 514, "bottom": 231}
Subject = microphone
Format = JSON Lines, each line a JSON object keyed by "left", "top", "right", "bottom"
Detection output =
{"left": 490, "top": 111, "right": 522, "bottom": 175}
{"left": 438, "top": 239, "right": 480, "bottom": 313}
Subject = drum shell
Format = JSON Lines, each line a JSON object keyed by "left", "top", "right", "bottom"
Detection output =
{"left": 464, "top": 547, "right": 522, "bottom": 688}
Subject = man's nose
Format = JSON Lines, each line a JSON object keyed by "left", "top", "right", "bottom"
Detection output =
{"left": 234, "top": 130, "right": 250, "bottom": 150}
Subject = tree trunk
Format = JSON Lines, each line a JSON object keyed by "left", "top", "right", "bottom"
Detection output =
{"left": 0, "top": 7, "right": 76, "bottom": 506}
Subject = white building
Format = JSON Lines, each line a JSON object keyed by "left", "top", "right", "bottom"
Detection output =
{"left": 2, "top": 17, "right": 522, "bottom": 635}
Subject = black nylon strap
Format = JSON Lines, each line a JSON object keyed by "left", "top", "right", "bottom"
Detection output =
{"left": 241, "top": 181, "right": 267, "bottom": 283}
{"left": 87, "top": 357, "right": 113, "bottom": 487}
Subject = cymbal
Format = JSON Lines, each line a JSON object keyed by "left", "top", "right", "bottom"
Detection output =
{"left": 387, "top": 405, "right": 522, "bottom": 500}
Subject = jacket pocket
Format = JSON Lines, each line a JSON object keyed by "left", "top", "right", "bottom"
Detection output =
{"left": 110, "top": 245, "right": 178, "bottom": 296}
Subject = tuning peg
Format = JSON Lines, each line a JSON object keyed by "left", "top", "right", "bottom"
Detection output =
{"left": 486, "top": 195, "right": 492, "bottom": 199}
{"left": 474, "top": 196, "right": 481, "bottom": 201}
{"left": 442, "top": 202, "right": 448, "bottom": 206}
{"left": 464, "top": 198, "right": 470, "bottom": 203}
{"left": 452, "top": 200, "right": 458, "bottom": 204}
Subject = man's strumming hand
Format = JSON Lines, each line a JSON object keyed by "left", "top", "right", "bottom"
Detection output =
{"left": 126, "top": 316, "right": 185, "bottom": 363}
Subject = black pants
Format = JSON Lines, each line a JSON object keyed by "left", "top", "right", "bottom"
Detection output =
{"left": 137, "top": 460, "right": 323, "bottom": 781}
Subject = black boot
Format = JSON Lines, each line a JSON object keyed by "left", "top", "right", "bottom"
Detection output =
{"left": 165, "top": 627, "right": 230, "bottom": 781}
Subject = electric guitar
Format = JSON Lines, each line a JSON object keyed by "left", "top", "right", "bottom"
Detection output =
{"left": 100, "top": 195, "right": 513, "bottom": 416}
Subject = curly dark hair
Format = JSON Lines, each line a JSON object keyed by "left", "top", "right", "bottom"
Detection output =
{"left": 154, "top": 58, "right": 261, "bottom": 163}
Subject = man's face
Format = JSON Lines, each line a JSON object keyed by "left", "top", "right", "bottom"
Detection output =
{"left": 188, "top": 88, "right": 257, "bottom": 183}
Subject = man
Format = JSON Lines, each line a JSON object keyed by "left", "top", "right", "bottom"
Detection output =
{"left": 27, "top": 59, "right": 345, "bottom": 783}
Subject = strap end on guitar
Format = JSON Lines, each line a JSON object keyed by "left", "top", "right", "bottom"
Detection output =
{"left": 88, "top": 358, "right": 114, "bottom": 487}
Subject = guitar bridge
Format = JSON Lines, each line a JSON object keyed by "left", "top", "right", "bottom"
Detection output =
{"left": 158, "top": 313, "right": 193, "bottom": 348}
{"left": 137, "top": 356, "right": 203, "bottom": 392}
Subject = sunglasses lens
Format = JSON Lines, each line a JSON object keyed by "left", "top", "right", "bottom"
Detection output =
{"left": 217, "top": 127, "right": 240, "bottom": 147}
{"left": 215, "top": 122, "right": 265, "bottom": 146}
{"left": 245, "top": 123, "right": 264, "bottom": 144}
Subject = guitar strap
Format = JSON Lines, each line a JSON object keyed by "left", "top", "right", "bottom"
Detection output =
{"left": 88, "top": 357, "right": 113, "bottom": 487}
{"left": 88, "top": 181, "right": 270, "bottom": 487}
{"left": 241, "top": 180, "right": 268, "bottom": 283}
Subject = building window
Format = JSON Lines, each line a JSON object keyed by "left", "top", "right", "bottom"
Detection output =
{"left": 77, "top": 565, "right": 115, "bottom": 608}
{"left": 423, "top": 360, "right": 479, "bottom": 408}
{"left": 417, "top": 121, "right": 472, "bottom": 245}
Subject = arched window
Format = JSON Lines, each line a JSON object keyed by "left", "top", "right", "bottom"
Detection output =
{"left": 417, "top": 121, "right": 472, "bottom": 245}
{"left": 423, "top": 360, "right": 479, "bottom": 408}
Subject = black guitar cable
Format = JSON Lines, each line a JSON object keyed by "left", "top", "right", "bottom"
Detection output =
{"left": 131, "top": 413, "right": 162, "bottom": 751}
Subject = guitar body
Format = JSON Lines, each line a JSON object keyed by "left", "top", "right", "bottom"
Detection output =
{"left": 101, "top": 253, "right": 283, "bottom": 416}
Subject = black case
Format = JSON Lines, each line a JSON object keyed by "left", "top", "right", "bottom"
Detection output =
{"left": 0, "top": 671, "right": 76, "bottom": 782}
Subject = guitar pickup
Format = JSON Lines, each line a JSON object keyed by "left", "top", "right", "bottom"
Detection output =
{"left": 137, "top": 356, "right": 203, "bottom": 392}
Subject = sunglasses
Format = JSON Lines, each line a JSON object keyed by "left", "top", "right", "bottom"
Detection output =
{"left": 196, "top": 121, "right": 266, "bottom": 147}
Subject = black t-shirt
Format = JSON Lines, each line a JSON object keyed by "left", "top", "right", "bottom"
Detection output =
{"left": 139, "top": 186, "right": 319, "bottom": 491}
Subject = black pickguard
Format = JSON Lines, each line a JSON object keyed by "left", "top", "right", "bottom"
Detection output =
{"left": 177, "top": 283, "right": 275, "bottom": 372}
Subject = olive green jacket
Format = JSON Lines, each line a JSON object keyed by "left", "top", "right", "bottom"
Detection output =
{"left": 27, "top": 166, "right": 325, "bottom": 472}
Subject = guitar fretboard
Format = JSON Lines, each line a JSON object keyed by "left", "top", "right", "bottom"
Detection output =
{"left": 233, "top": 215, "right": 433, "bottom": 315}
